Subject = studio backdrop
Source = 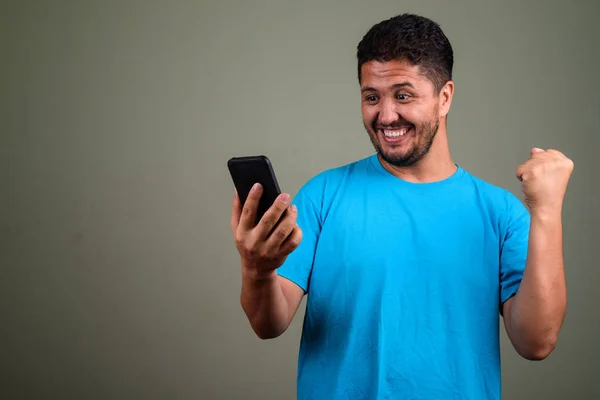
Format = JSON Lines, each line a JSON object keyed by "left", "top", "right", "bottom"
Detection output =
{"left": 3, "top": 1, "right": 599, "bottom": 399}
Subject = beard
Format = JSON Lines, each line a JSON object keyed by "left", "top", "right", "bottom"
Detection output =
{"left": 366, "top": 111, "right": 440, "bottom": 167}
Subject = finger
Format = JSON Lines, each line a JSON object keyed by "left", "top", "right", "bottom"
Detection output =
{"left": 531, "top": 147, "right": 546, "bottom": 155}
{"left": 230, "top": 190, "right": 242, "bottom": 233}
{"left": 265, "top": 204, "right": 298, "bottom": 247}
{"left": 546, "top": 148, "right": 565, "bottom": 157}
{"left": 280, "top": 225, "right": 303, "bottom": 255}
{"left": 255, "top": 193, "right": 292, "bottom": 239}
{"left": 239, "top": 183, "right": 263, "bottom": 231}
{"left": 516, "top": 164, "right": 527, "bottom": 181}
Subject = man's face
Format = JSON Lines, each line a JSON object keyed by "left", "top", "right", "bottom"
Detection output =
{"left": 360, "top": 59, "right": 442, "bottom": 167}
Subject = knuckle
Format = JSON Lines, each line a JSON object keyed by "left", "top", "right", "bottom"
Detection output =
{"left": 240, "top": 238, "right": 258, "bottom": 257}
{"left": 257, "top": 247, "right": 268, "bottom": 259}
{"left": 261, "top": 218, "right": 274, "bottom": 229}
{"left": 565, "top": 158, "right": 574, "bottom": 169}
{"left": 242, "top": 206, "right": 253, "bottom": 216}
{"left": 246, "top": 246, "right": 259, "bottom": 259}
{"left": 276, "top": 228, "right": 289, "bottom": 240}
{"left": 234, "top": 233, "right": 244, "bottom": 246}
{"left": 273, "top": 202, "right": 288, "bottom": 213}
{"left": 259, "top": 247, "right": 275, "bottom": 261}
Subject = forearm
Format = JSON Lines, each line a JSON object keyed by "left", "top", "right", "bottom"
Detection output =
{"left": 240, "top": 268, "right": 291, "bottom": 339}
{"left": 509, "top": 210, "right": 567, "bottom": 358}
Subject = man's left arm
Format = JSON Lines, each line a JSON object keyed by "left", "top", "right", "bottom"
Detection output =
{"left": 502, "top": 147, "right": 574, "bottom": 360}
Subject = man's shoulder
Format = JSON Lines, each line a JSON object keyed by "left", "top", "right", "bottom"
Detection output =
{"left": 299, "top": 155, "right": 373, "bottom": 193}
{"left": 461, "top": 168, "right": 528, "bottom": 218}
{"left": 462, "top": 169, "right": 509, "bottom": 195}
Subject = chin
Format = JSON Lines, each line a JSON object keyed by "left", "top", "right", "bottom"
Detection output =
{"left": 369, "top": 130, "right": 427, "bottom": 166}
{"left": 381, "top": 153, "right": 420, "bottom": 167}
{"left": 377, "top": 143, "right": 418, "bottom": 166}
{"left": 384, "top": 139, "right": 432, "bottom": 164}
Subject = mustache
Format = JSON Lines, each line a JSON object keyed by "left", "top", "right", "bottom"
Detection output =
{"left": 373, "top": 120, "right": 415, "bottom": 130}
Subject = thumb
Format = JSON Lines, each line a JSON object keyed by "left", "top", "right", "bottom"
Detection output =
{"left": 531, "top": 147, "right": 545, "bottom": 155}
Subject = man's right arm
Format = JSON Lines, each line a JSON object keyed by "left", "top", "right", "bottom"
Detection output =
{"left": 231, "top": 183, "right": 306, "bottom": 339}
{"left": 240, "top": 273, "right": 304, "bottom": 339}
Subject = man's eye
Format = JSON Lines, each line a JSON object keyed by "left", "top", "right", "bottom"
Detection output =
{"left": 366, "top": 95, "right": 378, "bottom": 102}
{"left": 396, "top": 93, "right": 410, "bottom": 100}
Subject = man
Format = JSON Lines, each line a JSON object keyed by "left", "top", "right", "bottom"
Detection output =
{"left": 230, "top": 13, "right": 573, "bottom": 399}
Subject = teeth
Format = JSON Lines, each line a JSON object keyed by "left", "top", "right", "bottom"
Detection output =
{"left": 383, "top": 128, "right": 409, "bottom": 138}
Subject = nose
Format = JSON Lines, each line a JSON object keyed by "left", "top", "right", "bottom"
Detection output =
{"left": 378, "top": 98, "right": 399, "bottom": 126}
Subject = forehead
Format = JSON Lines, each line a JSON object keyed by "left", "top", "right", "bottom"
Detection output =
{"left": 360, "top": 59, "right": 430, "bottom": 91}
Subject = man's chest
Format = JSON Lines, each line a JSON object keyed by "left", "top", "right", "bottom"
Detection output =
{"left": 310, "top": 194, "right": 501, "bottom": 296}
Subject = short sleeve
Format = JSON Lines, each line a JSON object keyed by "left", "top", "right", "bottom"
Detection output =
{"left": 276, "top": 185, "right": 322, "bottom": 293}
{"left": 499, "top": 192, "right": 531, "bottom": 308}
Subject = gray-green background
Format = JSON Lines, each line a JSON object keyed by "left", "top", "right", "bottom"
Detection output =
{"left": 3, "top": 1, "right": 599, "bottom": 399}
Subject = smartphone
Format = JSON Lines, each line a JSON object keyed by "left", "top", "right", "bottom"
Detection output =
{"left": 227, "top": 155, "right": 282, "bottom": 224}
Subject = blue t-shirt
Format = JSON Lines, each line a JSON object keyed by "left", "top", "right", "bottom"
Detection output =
{"left": 277, "top": 154, "right": 530, "bottom": 400}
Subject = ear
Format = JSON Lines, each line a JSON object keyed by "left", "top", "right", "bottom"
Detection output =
{"left": 438, "top": 80, "right": 454, "bottom": 118}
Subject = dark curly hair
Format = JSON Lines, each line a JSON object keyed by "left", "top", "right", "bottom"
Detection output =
{"left": 357, "top": 14, "right": 454, "bottom": 93}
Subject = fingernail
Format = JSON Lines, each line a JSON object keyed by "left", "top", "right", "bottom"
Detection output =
{"left": 251, "top": 183, "right": 260, "bottom": 192}
{"left": 290, "top": 204, "right": 297, "bottom": 212}
{"left": 281, "top": 193, "right": 290, "bottom": 203}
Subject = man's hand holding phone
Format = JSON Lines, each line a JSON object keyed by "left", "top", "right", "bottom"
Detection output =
{"left": 230, "top": 183, "right": 303, "bottom": 281}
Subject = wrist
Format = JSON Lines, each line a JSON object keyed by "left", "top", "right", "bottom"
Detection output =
{"left": 241, "top": 262, "right": 278, "bottom": 284}
{"left": 529, "top": 206, "right": 562, "bottom": 221}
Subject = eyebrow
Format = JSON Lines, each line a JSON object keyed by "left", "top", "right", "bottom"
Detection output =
{"left": 361, "top": 81, "right": 415, "bottom": 92}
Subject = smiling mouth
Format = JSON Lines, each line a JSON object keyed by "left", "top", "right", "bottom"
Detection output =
{"left": 382, "top": 127, "right": 410, "bottom": 137}
{"left": 377, "top": 125, "right": 414, "bottom": 140}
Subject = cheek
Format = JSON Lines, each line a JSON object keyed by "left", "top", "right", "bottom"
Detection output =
{"left": 361, "top": 106, "right": 377, "bottom": 123}
{"left": 409, "top": 106, "right": 434, "bottom": 125}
